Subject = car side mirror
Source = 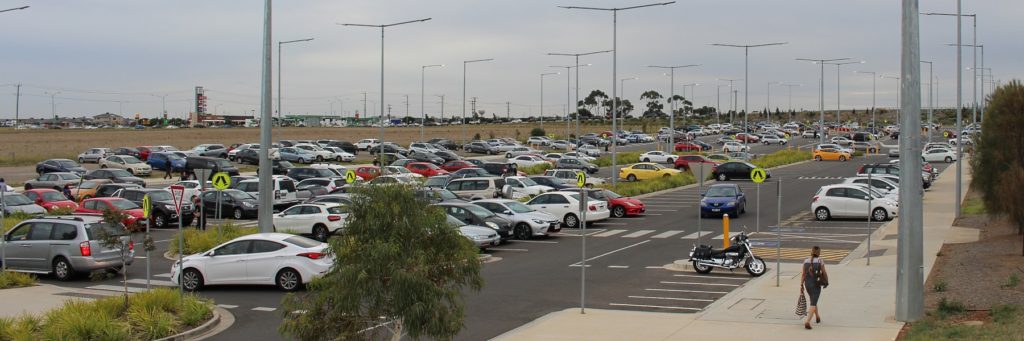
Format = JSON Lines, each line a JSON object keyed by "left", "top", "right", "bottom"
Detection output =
{"left": 503, "top": 210, "right": 512, "bottom": 215}
{"left": 207, "top": 250, "right": 216, "bottom": 257}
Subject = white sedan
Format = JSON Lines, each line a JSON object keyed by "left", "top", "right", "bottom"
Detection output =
{"left": 722, "top": 142, "right": 748, "bottom": 153}
{"left": 525, "top": 191, "right": 610, "bottom": 229}
{"left": 577, "top": 145, "right": 602, "bottom": 157}
{"left": 563, "top": 152, "right": 596, "bottom": 162}
{"left": 322, "top": 147, "right": 356, "bottom": 162}
{"left": 502, "top": 176, "right": 554, "bottom": 197}
{"left": 922, "top": 148, "right": 957, "bottom": 163}
{"left": 639, "top": 151, "right": 676, "bottom": 164}
{"left": 473, "top": 199, "right": 560, "bottom": 240}
{"left": 273, "top": 203, "right": 347, "bottom": 241}
{"left": 761, "top": 136, "right": 788, "bottom": 145}
{"left": 171, "top": 233, "right": 332, "bottom": 292}
{"left": 508, "top": 155, "right": 548, "bottom": 169}
{"left": 383, "top": 166, "right": 424, "bottom": 179}
{"left": 830, "top": 137, "right": 853, "bottom": 146}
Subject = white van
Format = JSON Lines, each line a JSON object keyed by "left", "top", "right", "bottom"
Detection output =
{"left": 354, "top": 139, "right": 381, "bottom": 150}
{"left": 234, "top": 175, "right": 299, "bottom": 207}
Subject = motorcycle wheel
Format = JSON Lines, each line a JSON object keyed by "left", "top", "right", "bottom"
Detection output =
{"left": 692, "top": 261, "right": 713, "bottom": 274}
{"left": 746, "top": 257, "right": 767, "bottom": 277}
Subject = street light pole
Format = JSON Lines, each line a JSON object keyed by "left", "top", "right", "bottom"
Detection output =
{"left": 926, "top": 12, "right": 978, "bottom": 125}
{"left": 717, "top": 78, "right": 742, "bottom": 122}
{"left": 854, "top": 71, "right": 878, "bottom": 134}
{"left": 650, "top": 64, "right": 699, "bottom": 152}
{"left": 780, "top": 83, "right": 801, "bottom": 122}
{"left": 881, "top": 75, "right": 901, "bottom": 123}
{"left": 341, "top": 18, "right": 432, "bottom": 157}
{"left": 277, "top": 38, "right": 314, "bottom": 125}
{"left": 797, "top": 58, "right": 849, "bottom": 144}
{"left": 711, "top": 42, "right": 788, "bottom": 149}
{"left": 421, "top": 64, "right": 443, "bottom": 141}
{"left": 716, "top": 84, "right": 728, "bottom": 126}
{"left": 919, "top": 62, "right": 934, "bottom": 143}
{"left": 823, "top": 60, "right": 864, "bottom": 128}
{"left": 256, "top": 0, "right": 274, "bottom": 233}
{"left": 540, "top": 72, "right": 559, "bottom": 131}
{"left": 549, "top": 51, "right": 612, "bottom": 145}
{"left": 550, "top": 64, "right": 590, "bottom": 148}
{"left": 462, "top": 58, "right": 494, "bottom": 144}
{"left": 44, "top": 91, "right": 61, "bottom": 121}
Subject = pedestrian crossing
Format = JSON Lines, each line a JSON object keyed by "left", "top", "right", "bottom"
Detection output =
{"left": 750, "top": 247, "right": 849, "bottom": 263}
{"left": 554, "top": 229, "right": 725, "bottom": 240}
{"left": 796, "top": 176, "right": 846, "bottom": 180}
{"left": 85, "top": 272, "right": 177, "bottom": 294}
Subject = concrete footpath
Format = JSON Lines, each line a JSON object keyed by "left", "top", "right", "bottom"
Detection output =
{"left": 494, "top": 162, "right": 972, "bottom": 341}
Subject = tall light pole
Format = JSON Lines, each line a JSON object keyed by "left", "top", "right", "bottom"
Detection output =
{"left": 881, "top": 75, "right": 901, "bottom": 123}
{"left": 462, "top": 58, "right": 494, "bottom": 144}
{"left": 919, "top": 62, "right": 934, "bottom": 143}
{"left": 897, "top": 0, "right": 924, "bottom": 322}
{"left": 421, "top": 64, "right": 443, "bottom": 141}
{"left": 971, "top": 66, "right": 990, "bottom": 122}
{"left": 550, "top": 64, "right": 590, "bottom": 147}
{"left": 711, "top": 42, "right": 788, "bottom": 148}
{"left": 854, "top": 71, "right": 878, "bottom": 134}
{"left": 797, "top": 57, "right": 849, "bottom": 144}
{"left": 716, "top": 84, "right": 729, "bottom": 126}
{"left": 649, "top": 64, "right": 699, "bottom": 152}
{"left": 561, "top": 1, "right": 676, "bottom": 191}
{"left": 44, "top": 91, "right": 61, "bottom": 121}
{"left": 780, "top": 83, "right": 801, "bottom": 122}
{"left": 823, "top": 60, "right": 864, "bottom": 128}
{"left": 540, "top": 72, "right": 559, "bottom": 130}
{"left": 435, "top": 94, "right": 445, "bottom": 123}
{"left": 682, "top": 83, "right": 699, "bottom": 123}
{"left": 549, "top": 50, "right": 612, "bottom": 144}
{"left": 150, "top": 94, "right": 169, "bottom": 118}
{"left": 925, "top": 11, "right": 978, "bottom": 125}
{"left": 341, "top": 18, "right": 432, "bottom": 156}
{"left": 256, "top": 0, "right": 274, "bottom": 232}
{"left": 620, "top": 76, "right": 637, "bottom": 129}
{"left": 0, "top": 6, "right": 29, "bottom": 13}
{"left": 951, "top": 43, "right": 983, "bottom": 125}
{"left": 277, "top": 38, "right": 314, "bottom": 125}
{"left": 717, "top": 78, "right": 742, "bottom": 122}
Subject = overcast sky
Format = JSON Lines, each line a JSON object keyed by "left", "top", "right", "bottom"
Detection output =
{"left": 1, "top": 0, "right": 1019, "bottom": 120}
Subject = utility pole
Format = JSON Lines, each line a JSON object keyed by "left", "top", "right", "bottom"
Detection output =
{"left": 14, "top": 84, "right": 21, "bottom": 127}
{"left": 404, "top": 94, "right": 409, "bottom": 120}
{"left": 896, "top": 0, "right": 924, "bottom": 323}
{"left": 506, "top": 101, "right": 511, "bottom": 121}
{"left": 361, "top": 92, "right": 367, "bottom": 121}
{"left": 471, "top": 97, "right": 477, "bottom": 123}
{"left": 436, "top": 95, "right": 445, "bottom": 123}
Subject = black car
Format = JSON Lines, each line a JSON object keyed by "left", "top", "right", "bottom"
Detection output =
{"left": 115, "top": 188, "right": 194, "bottom": 228}
{"left": 95, "top": 183, "right": 143, "bottom": 198}
{"left": 326, "top": 141, "right": 358, "bottom": 155}
{"left": 463, "top": 141, "right": 497, "bottom": 155}
{"left": 84, "top": 169, "right": 146, "bottom": 187}
{"left": 228, "top": 176, "right": 257, "bottom": 189}
{"left": 278, "top": 140, "right": 298, "bottom": 147}
{"left": 712, "top": 161, "right": 768, "bottom": 182}
{"left": 185, "top": 156, "right": 240, "bottom": 179}
{"left": 368, "top": 143, "right": 408, "bottom": 156}
{"left": 433, "top": 150, "right": 462, "bottom": 162}
{"left": 480, "top": 162, "right": 514, "bottom": 176}
{"left": 286, "top": 168, "right": 338, "bottom": 182}
{"left": 36, "top": 159, "right": 87, "bottom": 176}
{"left": 427, "top": 138, "right": 460, "bottom": 150}
{"left": 415, "top": 188, "right": 467, "bottom": 204}
{"left": 377, "top": 153, "right": 403, "bottom": 165}
{"left": 434, "top": 202, "right": 512, "bottom": 241}
{"left": 110, "top": 147, "right": 141, "bottom": 158}
{"left": 408, "top": 151, "right": 445, "bottom": 165}
{"left": 200, "top": 189, "right": 259, "bottom": 220}
{"left": 528, "top": 175, "right": 573, "bottom": 190}
{"left": 450, "top": 167, "right": 491, "bottom": 179}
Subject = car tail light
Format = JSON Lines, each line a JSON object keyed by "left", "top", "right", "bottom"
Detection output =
{"left": 812, "top": 196, "right": 819, "bottom": 203}
{"left": 327, "top": 215, "right": 342, "bottom": 222}
{"left": 297, "top": 252, "right": 325, "bottom": 260}
{"left": 128, "top": 240, "right": 135, "bottom": 251}
{"left": 588, "top": 205, "right": 597, "bottom": 211}
{"left": 79, "top": 241, "right": 92, "bottom": 257}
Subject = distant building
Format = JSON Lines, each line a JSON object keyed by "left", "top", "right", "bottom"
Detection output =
{"left": 93, "top": 113, "right": 126, "bottom": 126}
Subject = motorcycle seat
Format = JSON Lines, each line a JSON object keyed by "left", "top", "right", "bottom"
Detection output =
{"left": 709, "top": 244, "right": 743, "bottom": 256}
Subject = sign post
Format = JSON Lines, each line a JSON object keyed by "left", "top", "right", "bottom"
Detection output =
{"left": 577, "top": 171, "right": 587, "bottom": 314}
{"left": 142, "top": 194, "right": 151, "bottom": 289}
{"left": 169, "top": 184, "right": 185, "bottom": 297}
{"left": 750, "top": 167, "right": 766, "bottom": 234}
{"left": 777, "top": 179, "right": 782, "bottom": 287}
{"left": 867, "top": 172, "right": 872, "bottom": 266}
{"left": 194, "top": 168, "right": 212, "bottom": 234}
{"left": 345, "top": 170, "right": 357, "bottom": 184}
{"left": 697, "top": 165, "right": 704, "bottom": 242}
{"left": 212, "top": 172, "right": 231, "bottom": 240}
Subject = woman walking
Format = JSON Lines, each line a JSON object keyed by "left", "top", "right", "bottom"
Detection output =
{"left": 801, "top": 246, "right": 827, "bottom": 329}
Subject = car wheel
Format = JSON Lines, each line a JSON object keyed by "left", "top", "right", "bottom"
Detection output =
{"left": 514, "top": 223, "right": 532, "bottom": 240}
{"left": 612, "top": 205, "right": 626, "bottom": 218}
{"left": 872, "top": 207, "right": 888, "bottom": 222}
{"left": 667, "top": 158, "right": 675, "bottom": 164}
{"left": 78, "top": 158, "right": 85, "bottom": 163}
{"left": 276, "top": 268, "right": 302, "bottom": 291}
{"left": 316, "top": 156, "right": 324, "bottom": 162}
{"left": 312, "top": 224, "right": 329, "bottom": 242}
{"left": 642, "top": 158, "right": 650, "bottom": 162}
{"left": 23, "top": 183, "right": 32, "bottom": 190}
{"left": 626, "top": 174, "right": 637, "bottom": 182}
{"left": 563, "top": 213, "right": 579, "bottom": 228}
{"left": 336, "top": 156, "right": 343, "bottom": 162}
{"left": 506, "top": 153, "right": 512, "bottom": 158}
{"left": 154, "top": 213, "right": 167, "bottom": 229}
{"left": 717, "top": 173, "right": 728, "bottom": 181}
{"left": 839, "top": 155, "right": 847, "bottom": 161}
{"left": 53, "top": 257, "right": 75, "bottom": 281}
{"left": 814, "top": 207, "right": 831, "bottom": 221}
{"left": 944, "top": 156, "right": 953, "bottom": 163}
{"left": 233, "top": 208, "right": 243, "bottom": 220}
{"left": 814, "top": 155, "right": 822, "bottom": 161}
{"left": 127, "top": 169, "right": 135, "bottom": 175}
{"left": 182, "top": 268, "right": 204, "bottom": 292}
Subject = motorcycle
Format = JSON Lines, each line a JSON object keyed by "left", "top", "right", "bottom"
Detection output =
{"left": 688, "top": 231, "right": 766, "bottom": 277}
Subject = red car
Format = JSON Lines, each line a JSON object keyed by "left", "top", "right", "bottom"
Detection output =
{"left": 674, "top": 142, "right": 702, "bottom": 152}
{"left": 735, "top": 133, "right": 760, "bottom": 143}
{"left": 406, "top": 162, "right": 450, "bottom": 177}
{"left": 75, "top": 197, "right": 147, "bottom": 231}
{"left": 569, "top": 188, "right": 645, "bottom": 218}
{"left": 136, "top": 146, "right": 154, "bottom": 161}
{"left": 441, "top": 160, "right": 476, "bottom": 172}
{"left": 23, "top": 189, "right": 79, "bottom": 212}
{"left": 674, "top": 154, "right": 719, "bottom": 171}
{"left": 356, "top": 166, "right": 381, "bottom": 181}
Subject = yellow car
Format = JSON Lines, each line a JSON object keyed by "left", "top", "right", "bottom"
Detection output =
{"left": 619, "top": 162, "right": 682, "bottom": 181}
{"left": 813, "top": 148, "right": 851, "bottom": 161}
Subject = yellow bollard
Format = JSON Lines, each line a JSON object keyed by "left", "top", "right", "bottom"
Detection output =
{"left": 722, "top": 214, "right": 730, "bottom": 248}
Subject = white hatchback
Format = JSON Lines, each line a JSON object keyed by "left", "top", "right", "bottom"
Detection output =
{"left": 273, "top": 203, "right": 348, "bottom": 241}
{"left": 811, "top": 184, "right": 898, "bottom": 222}
{"left": 171, "top": 233, "right": 332, "bottom": 292}
{"left": 921, "top": 148, "right": 956, "bottom": 163}
{"left": 639, "top": 151, "right": 676, "bottom": 164}
{"left": 525, "top": 191, "right": 609, "bottom": 228}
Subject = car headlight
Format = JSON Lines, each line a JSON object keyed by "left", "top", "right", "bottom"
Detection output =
{"left": 485, "top": 221, "right": 499, "bottom": 230}
{"left": 242, "top": 202, "right": 255, "bottom": 208}
{"left": 625, "top": 202, "right": 637, "bottom": 207}
{"left": 471, "top": 234, "right": 489, "bottom": 240}
{"left": 164, "top": 204, "right": 176, "bottom": 210}
{"left": 726, "top": 201, "right": 737, "bottom": 207}
{"left": 531, "top": 219, "right": 546, "bottom": 224}
{"left": 700, "top": 199, "right": 707, "bottom": 206}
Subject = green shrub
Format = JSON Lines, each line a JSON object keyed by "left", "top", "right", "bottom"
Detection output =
{"left": 593, "top": 152, "right": 641, "bottom": 167}
{"left": 167, "top": 222, "right": 259, "bottom": 255}
{"left": 961, "top": 196, "right": 987, "bottom": 215}
{"left": 179, "top": 296, "right": 214, "bottom": 327}
{"left": 519, "top": 163, "right": 552, "bottom": 175}
{"left": 2, "top": 212, "right": 34, "bottom": 233}
{"left": 0, "top": 271, "right": 37, "bottom": 289}
{"left": 127, "top": 305, "right": 176, "bottom": 340}
{"left": 750, "top": 149, "right": 813, "bottom": 169}
{"left": 600, "top": 173, "right": 696, "bottom": 197}
{"left": 46, "top": 207, "right": 77, "bottom": 216}
{"left": 530, "top": 127, "right": 546, "bottom": 137}
{"left": 932, "top": 280, "right": 947, "bottom": 292}
{"left": 1003, "top": 273, "right": 1020, "bottom": 289}
{"left": 990, "top": 304, "right": 1019, "bottom": 323}
{"left": 936, "top": 297, "right": 966, "bottom": 318}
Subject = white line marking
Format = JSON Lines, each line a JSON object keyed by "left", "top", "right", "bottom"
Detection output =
{"left": 593, "top": 229, "right": 628, "bottom": 237}
{"left": 645, "top": 288, "right": 728, "bottom": 294}
{"left": 593, "top": 222, "right": 629, "bottom": 226}
{"left": 489, "top": 248, "right": 528, "bottom": 252}
{"left": 570, "top": 240, "right": 651, "bottom": 266}
{"left": 628, "top": 295, "right": 714, "bottom": 302}
{"left": 646, "top": 266, "right": 666, "bottom": 269}
{"left": 608, "top": 303, "right": 701, "bottom": 311}
{"left": 217, "top": 304, "right": 238, "bottom": 309}
{"left": 659, "top": 281, "right": 740, "bottom": 287}
{"left": 568, "top": 264, "right": 592, "bottom": 268}
{"left": 671, "top": 274, "right": 749, "bottom": 280}
{"left": 680, "top": 232, "right": 717, "bottom": 239}
{"left": 154, "top": 273, "right": 171, "bottom": 278}
{"left": 134, "top": 256, "right": 147, "bottom": 259}
{"left": 608, "top": 265, "right": 630, "bottom": 269}
{"left": 516, "top": 240, "right": 558, "bottom": 244}
{"left": 650, "top": 230, "right": 684, "bottom": 239}
{"left": 87, "top": 285, "right": 147, "bottom": 293}
{"left": 125, "top": 279, "right": 176, "bottom": 287}
{"left": 252, "top": 307, "right": 277, "bottom": 312}
{"left": 622, "top": 230, "right": 655, "bottom": 238}
{"left": 644, "top": 209, "right": 678, "bottom": 212}
{"left": 642, "top": 213, "right": 664, "bottom": 216}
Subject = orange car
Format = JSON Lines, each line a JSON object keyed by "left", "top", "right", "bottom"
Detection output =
{"left": 70, "top": 179, "right": 113, "bottom": 202}
{"left": 813, "top": 148, "right": 851, "bottom": 161}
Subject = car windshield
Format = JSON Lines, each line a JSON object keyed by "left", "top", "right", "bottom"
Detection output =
{"left": 147, "top": 191, "right": 172, "bottom": 201}
{"left": 518, "top": 177, "right": 539, "bottom": 186}
{"left": 165, "top": 154, "right": 184, "bottom": 161}
{"left": 602, "top": 190, "right": 622, "bottom": 199}
{"left": 41, "top": 191, "right": 66, "bottom": 202}
{"left": 464, "top": 205, "right": 495, "bottom": 218}
{"left": 59, "top": 173, "right": 81, "bottom": 180}
{"left": 313, "top": 169, "right": 335, "bottom": 177}
{"left": 58, "top": 160, "right": 79, "bottom": 168}
{"left": 649, "top": 164, "right": 665, "bottom": 170}
{"left": 122, "top": 156, "right": 142, "bottom": 164}
{"left": 110, "top": 199, "right": 139, "bottom": 210}
{"left": 505, "top": 201, "right": 534, "bottom": 213}
{"left": 424, "top": 177, "right": 448, "bottom": 187}
{"left": 227, "top": 190, "right": 255, "bottom": 201}
{"left": 283, "top": 235, "right": 322, "bottom": 248}
{"left": 277, "top": 161, "right": 294, "bottom": 168}
{"left": 108, "top": 169, "right": 133, "bottom": 177}
{"left": 706, "top": 186, "right": 737, "bottom": 197}
{"left": 4, "top": 194, "right": 33, "bottom": 205}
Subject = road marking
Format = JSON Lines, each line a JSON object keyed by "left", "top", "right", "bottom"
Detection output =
{"left": 645, "top": 288, "right": 728, "bottom": 294}
{"left": 628, "top": 295, "right": 714, "bottom": 302}
{"left": 516, "top": 240, "right": 558, "bottom": 244}
{"left": 642, "top": 213, "right": 664, "bottom": 216}
{"left": 642, "top": 200, "right": 696, "bottom": 204}
{"left": 680, "top": 232, "right": 718, "bottom": 240}
{"left": 154, "top": 239, "right": 173, "bottom": 243}
{"left": 489, "top": 248, "right": 528, "bottom": 252}
{"left": 568, "top": 264, "right": 592, "bottom": 268}
{"left": 570, "top": 240, "right": 651, "bottom": 266}
{"left": 154, "top": 273, "right": 171, "bottom": 278}
{"left": 608, "top": 265, "right": 630, "bottom": 269}
{"left": 751, "top": 247, "right": 849, "bottom": 262}
{"left": 87, "top": 285, "right": 147, "bottom": 293}
{"left": 593, "top": 222, "right": 629, "bottom": 226}
{"left": 622, "top": 230, "right": 656, "bottom": 238}
{"left": 125, "top": 279, "right": 176, "bottom": 287}
{"left": 671, "top": 274, "right": 749, "bottom": 280}
{"left": 134, "top": 256, "right": 147, "bottom": 259}
{"left": 646, "top": 266, "right": 666, "bottom": 269}
{"left": 217, "top": 304, "right": 238, "bottom": 309}
{"left": 645, "top": 209, "right": 678, "bottom": 212}
{"left": 650, "top": 230, "right": 684, "bottom": 239}
{"left": 252, "top": 307, "right": 277, "bottom": 312}
{"left": 593, "top": 229, "right": 627, "bottom": 237}
{"left": 608, "top": 303, "right": 701, "bottom": 311}
{"left": 660, "top": 281, "right": 741, "bottom": 287}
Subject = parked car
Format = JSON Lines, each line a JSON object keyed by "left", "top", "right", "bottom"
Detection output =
{"left": 199, "top": 189, "right": 259, "bottom": 220}
{"left": 674, "top": 142, "right": 703, "bottom": 152}
{"left": 36, "top": 159, "right": 87, "bottom": 176}
{"left": 83, "top": 169, "right": 146, "bottom": 187}
{"left": 441, "top": 160, "right": 476, "bottom": 172}
{"left": 472, "top": 199, "right": 560, "bottom": 239}
{"left": 699, "top": 184, "right": 746, "bottom": 218}
{"left": 354, "top": 138, "right": 381, "bottom": 150}
{"left": 194, "top": 144, "right": 229, "bottom": 158}
{"left": 811, "top": 184, "right": 898, "bottom": 221}
{"left": 555, "top": 158, "right": 599, "bottom": 174}
{"left": 640, "top": 151, "right": 677, "bottom": 164}
{"left": 813, "top": 148, "right": 851, "bottom": 162}
{"left": 0, "top": 193, "right": 46, "bottom": 216}
{"left": 450, "top": 167, "right": 492, "bottom": 180}
{"left": 146, "top": 152, "right": 187, "bottom": 173}
{"left": 619, "top": 163, "right": 681, "bottom": 181}
{"left": 528, "top": 176, "right": 574, "bottom": 190}
{"left": 405, "top": 162, "right": 450, "bottom": 177}
{"left": 114, "top": 188, "right": 193, "bottom": 228}
{"left": 234, "top": 176, "right": 299, "bottom": 208}
{"left": 295, "top": 178, "right": 346, "bottom": 194}
{"left": 544, "top": 169, "right": 605, "bottom": 187}
{"left": 856, "top": 163, "right": 932, "bottom": 189}
{"left": 722, "top": 142, "right": 748, "bottom": 153}
{"left": 23, "top": 172, "right": 81, "bottom": 191}
{"left": 501, "top": 176, "right": 554, "bottom": 197}
{"left": 367, "top": 143, "right": 408, "bottom": 156}
{"left": 463, "top": 141, "right": 498, "bottom": 155}
{"left": 761, "top": 135, "right": 788, "bottom": 145}
{"left": 524, "top": 191, "right": 610, "bottom": 228}
{"left": 577, "top": 144, "right": 602, "bottom": 157}
{"left": 921, "top": 148, "right": 956, "bottom": 163}
{"left": 171, "top": 233, "right": 331, "bottom": 291}
{"left": 321, "top": 147, "right": 356, "bottom": 162}
{"left": 110, "top": 147, "right": 141, "bottom": 159}
{"left": 77, "top": 148, "right": 111, "bottom": 164}
{"left": 445, "top": 177, "right": 506, "bottom": 200}
{"left": 99, "top": 155, "right": 152, "bottom": 176}
{"left": 286, "top": 167, "right": 338, "bottom": 182}
{"left": 74, "top": 197, "right": 146, "bottom": 231}
{"left": 712, "top": 161, "right": 768, "bottom": 182}
{"left": 2, "top": 215, "right": 133, "bottom": 281}
{"left": 674, "top": 155, "right": 719, "bottom": 171}
{"left": 508, "top": 155, "right": 548, "bottom": 169}
{"left": 406, "top": 151, "right": 445, "bottom": 165}
{"left": 22, "top": 189, "right": 79, "bottom": 212}
{"left": 563, "top": 188, "right": 645, "bottom": 218}
{"left": 278, "top": 147, "right": 316, "bottom": 164}
{"left": 273, "top": 204, "right": 348, "bottom": 241}
{"left": 325, "top": 141, "right": 359, "bottom": 155}
{"left": 353, "top": 166, "right": 381, "bottom": 181}
{"left": 435, "top": 202, "right": 513, "bottom": 242}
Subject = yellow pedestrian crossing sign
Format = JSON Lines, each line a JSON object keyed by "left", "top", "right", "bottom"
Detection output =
{"left": 576, "top": 171, "right": 587, "bottom": 188}
{"left": 141, "top": 194, "right": 151, "bottom": 218}
{"left": 212, "top": 172, "right": 231, "bottom": 190}
{"left": 750, "top": 167, "right": 767, "bottom": 183}
{"left": 345, "top": 170, "right": 357, "bottom": 184}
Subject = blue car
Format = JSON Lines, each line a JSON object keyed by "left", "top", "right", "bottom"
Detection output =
{"left": 700, "top": 183, "right": 746, "bottom": 218}
{"left": 146, "top": 152, "right": 186, "bottom": 172}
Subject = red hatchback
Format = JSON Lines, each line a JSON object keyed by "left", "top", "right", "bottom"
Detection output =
{"left": 567, "top": 188, "right": 645, "bottom": 218}
{"left": 674, "top": 154, "right": 719, "bottom": 171}
{"left": 735, "top": 133, "right": 760, "bottom": 143}
{"left": 75, "top": 197, "right": 147, "bottom": 231}
{"left": 22, "top": 189, "right": 78, "bottom": 212}
{"left": 441, "top": 160, "right": 475, "bottom": 172}
{"left": 674, "top": 142, "right": 702, "bottom": 152}
{"left": 356, "top": 166, "right": 381, "bottom": 181}
{"left": 406, "top": 162, "right": 449, "bottom": 177}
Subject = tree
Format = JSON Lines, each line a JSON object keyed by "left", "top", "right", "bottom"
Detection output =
{"left": 280, "top": 185, "right": 484, "bottom": 340}
{"left": 639, "top": 90, "right": 664, "bottom": 117}
{"left": 582, "top": 90, "right": 609, "bottom": 118}
{"left": 602, "top": 97, "right": 634, "bottom": 119}
{"left": 530, "top": 127, "right": 546, "bottom": 137}
{"left": 665, "top": 94, "right": 693, "bottom": 117}
{"left": 93, "top": 208, "right": 154, "bottom": 309}
{"left": 970, "top": 80, "right": 1024, "bottom": 256}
